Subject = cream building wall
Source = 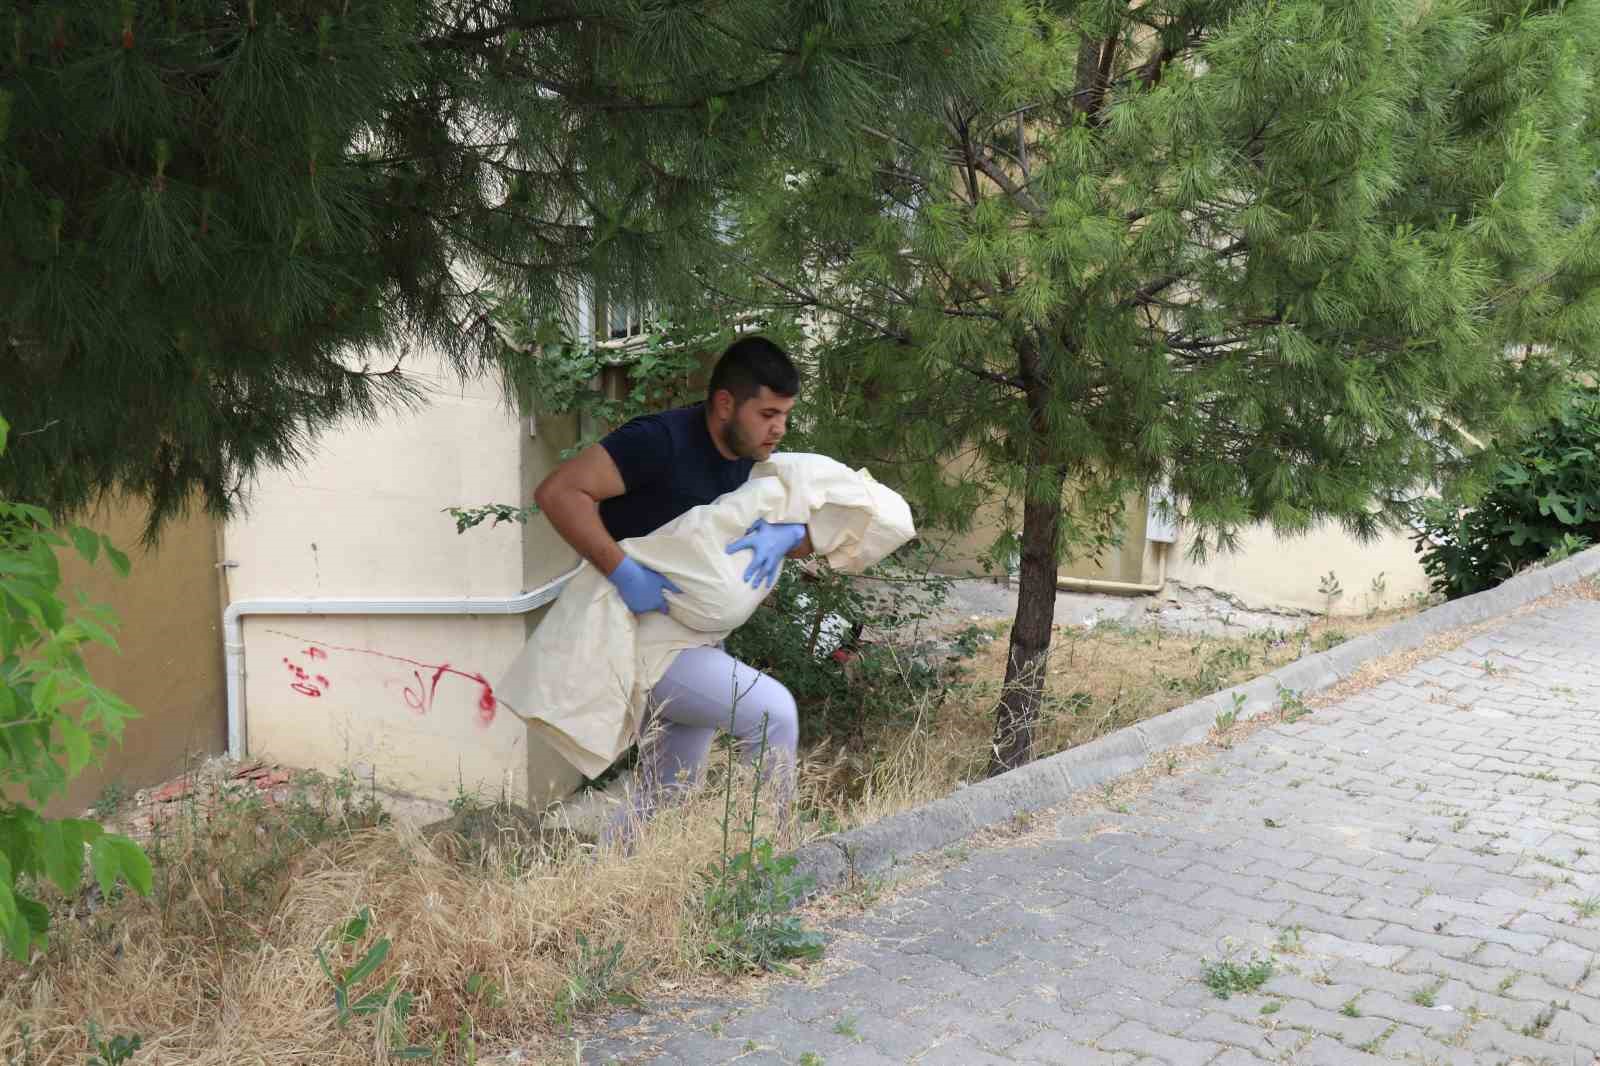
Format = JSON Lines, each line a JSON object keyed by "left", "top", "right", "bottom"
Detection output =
{"left": 934, "top": 483, "right": 1433, "bottom": 617}
{"left": 224, "top": 350, "right": 582, "bottom": 806}
{"left": 1152, "top": 521, "right": 1432, "bottom": 617}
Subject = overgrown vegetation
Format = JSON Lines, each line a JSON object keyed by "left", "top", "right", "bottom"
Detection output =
{"left": 1415, "top": 386, "right": 1600, "bottom": 599}
{"left": 724, "top": 546, "right": 954, "bottom": 747}
{"left": 698, "top": 717, "right": 826, "bottom": 976}
{"left": 0, "top": 416, "right": 151, "bottom": 963}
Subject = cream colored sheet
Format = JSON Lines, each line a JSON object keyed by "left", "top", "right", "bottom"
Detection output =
{"left": 497, "top": 453, "right": 915, "bottom": 777}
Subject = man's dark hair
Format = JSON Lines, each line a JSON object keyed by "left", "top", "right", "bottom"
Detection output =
{"left": 706, "top": 335, "right": 800, "bottom": 405}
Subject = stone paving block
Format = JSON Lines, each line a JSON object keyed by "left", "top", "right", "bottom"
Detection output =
{"left": 1257, "top": 973, "right": 1363, "bottom": 1013}
{"left": 1178, "top": 1011, "right": 1281, "bottom": 1058}
{"left": 1292, "top": 1034, "right": 1388, "bottom": 1065}
{"left": 811, "top": 1046, "right": 900, "bottom": 1065}
{"left": 1377, "top": 1024, "right": 1478, "bottom": 1066}
{"left": 1462, "top": 1016, "right": 1600, "bottom": 1059}
{"left": 1367, "top": 922, "right": 1482, "bottom": 960}
{"left": 850, "top": 1012, "right": 943, "bottom": 1059}
{"left": 929, "top": 1002, "right": 1037, "bottom": 1053}
{"left": 1297, "top": 932, "right": 1406, "bottom": 968}
{"left": 1095, "top": 1019, "right": 1223, "bottom": 1066}
{"left": 1007, "top": 1032, "right": 1134, "bottom": 1065}
{"left": 1319, "top": 959, "right": 1445, "bottom": 1005}
{"left": 1267, "top": 999, "right": 1391, "bottom": 1046}
{"left": 910, "top": 1037, "right": 1017, "bottom": 1065}
{"left": 1347, "top": 990, "right": 1469, "bottom": 1039}
{"left": 1474, "top": 939, "right": 1591, "bottom": 986}
{"left": 1438, "top": 917, "right": 1551, "bottom": 954}
{"left": 995, "top": 994, "right": 1120, "bottom": 1042}
{"left": 1207, "top": 1051, "right": 1273, "bottom": 1066}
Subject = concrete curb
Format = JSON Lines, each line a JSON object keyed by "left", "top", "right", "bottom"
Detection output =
{"left": 792, "top": 545, "right": 1600, "bottom": 894}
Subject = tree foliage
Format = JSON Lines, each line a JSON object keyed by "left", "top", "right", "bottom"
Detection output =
{"left": 714, "top": 0, "right": 1600, "bottom": 770}
{"left": 0, "top": 416, "right": 151, "bottom": 962}
{"left": 0, "top": 0, "right": 999, "bottom": 537}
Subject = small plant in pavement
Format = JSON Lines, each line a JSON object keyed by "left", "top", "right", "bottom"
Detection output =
{"left": 1201, "top": 955, "right": 1273, "bottom": 999}
{"left": 1277, "top": 686, "right": 1311, "bottom": 723}
{"left": 1410, "top": 981, "right": 1442, "bottom": 1008}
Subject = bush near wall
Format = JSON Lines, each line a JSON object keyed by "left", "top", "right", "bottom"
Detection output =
{"left": 1415, "top": 388, "right": 1600, "bottom": 599}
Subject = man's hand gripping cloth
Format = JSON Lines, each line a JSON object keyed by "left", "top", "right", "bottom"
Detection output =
{"left": 497, "top": 453, "right": 916, "bottom": 778}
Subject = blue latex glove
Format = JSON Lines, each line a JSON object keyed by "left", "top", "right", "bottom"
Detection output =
{"left": 725, "top": 519, "right": 807, "bottom": 589}
{"left": 607, "top": 556, "right": 682, "bottom": 615}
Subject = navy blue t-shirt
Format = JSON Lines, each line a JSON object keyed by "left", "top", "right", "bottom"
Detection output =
{"left": 599, "top": 404, "right": 754, "bottom": 541}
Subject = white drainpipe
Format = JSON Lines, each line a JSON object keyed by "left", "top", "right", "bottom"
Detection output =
{"left": 222, "top": 563, "right": 584, "bottom": 759}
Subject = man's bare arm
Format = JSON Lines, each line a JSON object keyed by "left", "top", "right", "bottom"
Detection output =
{"left": 533, "top": 444, "right": 629, "bottom": 575}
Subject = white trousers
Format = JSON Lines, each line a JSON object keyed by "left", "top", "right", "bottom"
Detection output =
{"left": 604, "top": 645, "right": 798, "bottom": 847}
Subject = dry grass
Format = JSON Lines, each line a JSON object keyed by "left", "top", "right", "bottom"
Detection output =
{"left": 0, "top": 768, "right": 793, "bottom": 1066}
{"left": 1, "top": 606, "right": 1425, "bottom": 1065}
{"left": 804, "top": 607, "right": 1419, "bottom": 832}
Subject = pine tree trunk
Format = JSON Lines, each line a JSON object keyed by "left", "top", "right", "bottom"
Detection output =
{"left": 988, "top": 463, "right": 1066, "bottom": 775}
{"left": 989, "top": 332, "right": 1066, "bottom": 776}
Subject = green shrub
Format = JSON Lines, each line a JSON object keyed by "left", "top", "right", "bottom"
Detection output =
{"left": 0, "top": 415, "right": 151, "bottom": 961}
{"left": 1415, "top": 388, "right": 1600, "bottom": 599}
{"left": 724, "top": 545, "right": 952, "bottom": 744}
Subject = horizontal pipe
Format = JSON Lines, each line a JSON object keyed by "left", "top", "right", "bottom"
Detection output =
{"left": 222, "top": 562, "right": 584, "bottom": 759}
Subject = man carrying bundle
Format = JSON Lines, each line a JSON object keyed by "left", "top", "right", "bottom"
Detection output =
{"left": 532, "top": 336, "right": 811, "bottom": 839}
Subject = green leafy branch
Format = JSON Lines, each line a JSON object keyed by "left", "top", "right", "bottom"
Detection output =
{"left": 0, "top": 414, "right": 151, "bottom": 962}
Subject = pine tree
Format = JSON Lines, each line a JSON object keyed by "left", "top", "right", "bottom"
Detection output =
{"left": 719, "top": 0, "right": 1600, "bottom": 772}
{"left": 0, "top": 0, "right": 997, "bottom": 536}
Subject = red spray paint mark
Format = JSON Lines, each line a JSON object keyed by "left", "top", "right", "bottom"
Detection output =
{"left": 282, "top": 657, "right": 326, "bottom": 698}
{"left": 267, "top": 629, "right": 510, "bottom": 727}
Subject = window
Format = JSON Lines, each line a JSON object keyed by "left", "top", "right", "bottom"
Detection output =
{"left": 595, "top": 290, "right": 649, "bottom": 344}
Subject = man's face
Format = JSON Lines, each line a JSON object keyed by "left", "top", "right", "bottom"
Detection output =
{"left": 719, "top": 386, "right": 796, "bottom": 461}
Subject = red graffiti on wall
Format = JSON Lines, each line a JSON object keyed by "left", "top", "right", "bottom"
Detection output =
{"left": 268, "top": 629, "right": 502, "bottom": 726}
{"left": 282, "top": 656, "right": 329, "bottom": 698}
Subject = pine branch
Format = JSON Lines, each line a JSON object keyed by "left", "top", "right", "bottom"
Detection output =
{"left": 419, "top": 10, "right": 598, "bottom": 52}
{"left": 970, "top": 151, "right": 1046, "bottom": 222}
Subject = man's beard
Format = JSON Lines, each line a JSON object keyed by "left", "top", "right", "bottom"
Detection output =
{"left": 723, "top": 417, "right": 764, "bottom": 459}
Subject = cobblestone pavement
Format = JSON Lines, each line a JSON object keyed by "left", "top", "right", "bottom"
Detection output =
{"left": 580, "top": 599, "right": 1600, "bottom": 1065}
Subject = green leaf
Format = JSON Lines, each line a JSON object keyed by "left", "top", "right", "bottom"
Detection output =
{"left": 0, "top": 866, "right": 37, "bottom": 963}
{"left": 35, "top": 818, "right": 85, "bottom": 894}
{"left": 0, "top": 414, "right": 8, "bottom": 453}
{"left": 102, "top": 540, "right": 131, "bottom": 578}
{"left": 68, "top": 527, "right": 100, "bottom": 565}
{"left": 343, "top": 937, "right": 391, "bottom": 988}
{"left": 351, "top": 975, "right": 398, "bottom": 1016}
{"left": 73, "top": 613, "right": 119, "bottom": 651}
{"left": 0, "top": 813, "right": 32, "bottom": 874}
{"left": 315, "top": 944, "right": 337, "bottom": 984}
{"left": 88, "top": 833, "right": 152, "bottom": 897}
{"left": 16, "top": 895, "right": 49, "bottom": 936}
{"left": 105, "top": 833, "right": 149, "bottom": 895}
{"left": 56, "top": 716, "right": 92, "bottom": 776}
{"left": 339, "top": 907, "right": 371, "bottom": 943}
